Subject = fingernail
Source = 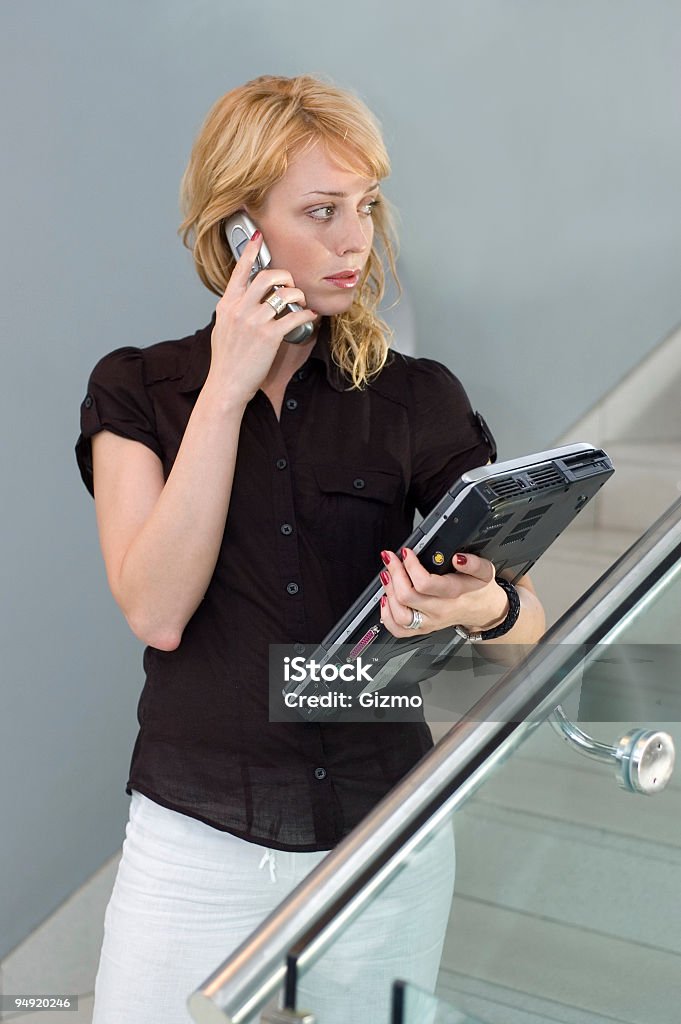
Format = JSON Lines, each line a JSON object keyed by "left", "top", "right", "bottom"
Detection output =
{"left": 380, "top": 550, "right": 390, "bottom": 566}
{"left": 380, "top": 595, "right": 387, "bottom": 608}
{"left": 380, "top": 570, "right": 390, "bottom": 586}
{"left": 401, "top": 548, "right": 408, "bottom": 560}
{"left": 251, "top": 229, "right": 262, "bottom": 240}
{"left": 456, "top": 554, "right": 468, "bottom": 565}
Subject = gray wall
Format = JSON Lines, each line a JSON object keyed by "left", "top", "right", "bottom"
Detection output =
{"left": 2, "top": 0, "right": 681, "bottom": 956}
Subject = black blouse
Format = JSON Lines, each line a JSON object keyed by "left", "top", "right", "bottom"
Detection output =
{"left": 75, "top": 316, "right": 493, "bottom": 851}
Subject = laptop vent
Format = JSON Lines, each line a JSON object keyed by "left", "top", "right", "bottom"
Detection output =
{"left": 489, "top": 477, "right": 524, "bottom": 499}
{"left": 501, "top": 528, "right": 531, "bottom": 546}
{"left": 522, "top": 504, "right": 551, "bottom": 521}
{"left": 500, "top": 503, "right": 552, "bottom": 546}
{"left": 480, "top": 513, "right": 513, "bottom": 537}
{"left": 526, "top": 465, "right": 564, "bottom": 490}
{"left": 517, "top": 505, "right": 552, "bottom": 531}
{"left": 489, "top": 467, "right": 564, "bottom": 502}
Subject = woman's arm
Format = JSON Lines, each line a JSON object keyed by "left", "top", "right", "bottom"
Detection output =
{"left": 91, "top": 386, "right": 247, "bottom": 652}
{"left": 90, "top": 232, "right": 316, "bottom": 651}
{"left": 468, "top": 570, "right": 545, "bottom": 647}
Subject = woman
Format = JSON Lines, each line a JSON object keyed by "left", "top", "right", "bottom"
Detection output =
{"left": 76, "top": 74, "right": 545, "bottom": 1024}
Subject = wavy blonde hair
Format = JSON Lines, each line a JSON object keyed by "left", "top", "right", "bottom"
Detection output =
{"left": 178, "top": 74, "right": 400, "bottom": 389}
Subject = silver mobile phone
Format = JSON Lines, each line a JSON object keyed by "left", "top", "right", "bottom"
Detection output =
{"left": 223, "top": 210, "right": 314, "bottom": 345}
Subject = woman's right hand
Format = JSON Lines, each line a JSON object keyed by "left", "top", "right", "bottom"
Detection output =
{"left": 205, "top": 232, "right": 317, "bottom": 406}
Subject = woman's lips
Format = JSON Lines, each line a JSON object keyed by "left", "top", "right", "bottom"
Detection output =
{"left": 323, "top": 270, "right": 360, "bottom": 288}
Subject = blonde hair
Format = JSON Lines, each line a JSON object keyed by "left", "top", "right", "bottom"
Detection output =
{"left": 178, "top": 74, "right": 401, "bottom": 389}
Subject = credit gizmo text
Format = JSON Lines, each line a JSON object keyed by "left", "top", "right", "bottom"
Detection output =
{"left": 280, "top": 655, "right": 424, "bottom": 712}
{"left": 283, "top": 690, "right": 423, "bottom": 710}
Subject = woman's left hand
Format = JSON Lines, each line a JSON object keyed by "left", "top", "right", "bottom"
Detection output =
{"left": 378, "top": 548, "right": 509, "bottom": 638}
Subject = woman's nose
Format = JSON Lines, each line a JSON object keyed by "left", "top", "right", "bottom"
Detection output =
{"left": 334, "top": 213, "right": 372, "bottom": 255}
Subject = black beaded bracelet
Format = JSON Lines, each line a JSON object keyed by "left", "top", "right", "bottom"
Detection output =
{"left": 454, "top": 577, "right": 521, "bottom": 642}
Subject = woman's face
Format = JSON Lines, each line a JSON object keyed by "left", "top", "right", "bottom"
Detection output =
{"left": 248, "top": 142, "right": 380, "bottom": 317}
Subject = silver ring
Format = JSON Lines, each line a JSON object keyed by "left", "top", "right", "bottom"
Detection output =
{"left": 406, "top": 607, "right": 423, "bottom": 630}
{"left": 265, "top": 291, "right": 287, "bottom": 317}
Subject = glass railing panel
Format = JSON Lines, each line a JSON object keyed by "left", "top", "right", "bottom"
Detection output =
{"left": 283, "top": 558, "right": 681, "bottom": 1024}
{"left": 442, "top": 719, "right": 681, "bottom": 1022}
{"left": 188, "top": 502, "right": 681, "bottom": 1024}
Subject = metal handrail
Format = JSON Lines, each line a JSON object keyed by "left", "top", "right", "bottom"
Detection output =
{"left": 189, "top": 496, "right": 681, "bottom": 1024}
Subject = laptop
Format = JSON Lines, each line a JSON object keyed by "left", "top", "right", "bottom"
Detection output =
{"left": 279, "top": 443, "right": 614, "bottom": 720}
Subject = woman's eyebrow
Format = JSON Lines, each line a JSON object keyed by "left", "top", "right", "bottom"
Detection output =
{"left": 302, "top": 182, "right": 380, "bottom": 197}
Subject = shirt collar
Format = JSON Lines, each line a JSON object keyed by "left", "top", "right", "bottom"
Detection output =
{"left": 178, "top": 314, "right": 348, "bottom": 394}
{"left": 306, "top": 319, "right": 406, "bottom": 404}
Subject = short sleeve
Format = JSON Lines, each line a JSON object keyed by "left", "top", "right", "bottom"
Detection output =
{"left": 408, "top": 358, "right": 495, "bottom": 518}
{"left": 75, "top": 346, "right": 163, "bottom": 498}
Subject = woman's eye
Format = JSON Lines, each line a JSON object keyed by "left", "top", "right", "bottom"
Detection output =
{"left": 308, "top": 206, "right": 335, "bottom": 221}
{"left": 307, "top": 198, "right": 380, "bottom": 222}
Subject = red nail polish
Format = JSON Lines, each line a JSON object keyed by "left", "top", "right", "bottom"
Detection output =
{"left": 456, "top": 554, "right": 468, "bottom": 565}
{"left": 401, "top": 548, "right": 408, "bottom": 560}
{"left": 380, "top": 550, "right": 390, "bottom": 566}
{"left": 251, "top": 229, "right": 262, "bottom": 240}
{"left": 380, "top": 595, "right": 387, "bottom": 608}
{"left": 380, "top": 570, "right": 390, "bottom": 586}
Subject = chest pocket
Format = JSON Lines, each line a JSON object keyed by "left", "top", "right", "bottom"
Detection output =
{"left": 309, "top": 464, "right": 403, "bottom": 570}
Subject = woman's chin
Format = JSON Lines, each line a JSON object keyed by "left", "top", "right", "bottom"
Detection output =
{"left": 309, "top": 292, "right": 357, "bottom": 318}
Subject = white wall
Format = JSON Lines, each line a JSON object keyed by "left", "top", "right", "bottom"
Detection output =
{"left": 2, "top": 0, "right": 681, "bottom": 956}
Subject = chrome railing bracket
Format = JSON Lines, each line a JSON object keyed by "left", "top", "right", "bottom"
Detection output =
{"left": 550, "top": 705, "right": 675, "bottom": 794}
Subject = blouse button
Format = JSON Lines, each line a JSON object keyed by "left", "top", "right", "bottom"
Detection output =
{"left": 286, "top": 582, "right": 299, "bottom": 596}
{"left": 353, "top": 478, "right": 365, "bottom": 490}
{"left": 294, "top": 643, "right": 306, "bottom": 654}
{"left": 280, "top": 523, "right": 293, "bottom": 536}
{"left": 276, "top": 458, "right": 288, "bottom": 470}
{"left": 285, "top": 398, "right": 298, "bottom": 411}
{"left": 83, "top": 394, "right": 93, "bottom": 409}
{"left": 314, "top": 767, "right": 327, "bottom": 781}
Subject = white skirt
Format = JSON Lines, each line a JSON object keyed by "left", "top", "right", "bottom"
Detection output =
{"left": 92, "top": 790, "right": 456, "bottom": 1024}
